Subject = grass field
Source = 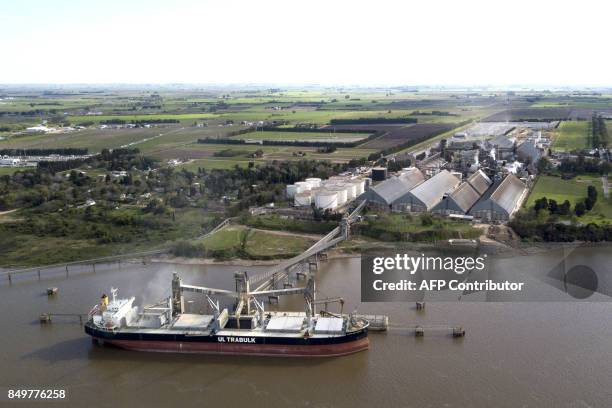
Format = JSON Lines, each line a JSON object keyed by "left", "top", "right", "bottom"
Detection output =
{"left": 232, "top": 130, "right": 371, "bottom": 143}
{"left": 0, "top": 167, "right": 22, "bottom": 176}
{"left": 360, "top": 212, "right": 482, "bottom": 241}
{"left": 526, "top": 175, "right": 612, "bottom": 224}
{"left": 67, "top": 113, "right": 219, "bottom": 124}
{"left": 0, "top": 126, "right": 245, "bottom": 154}
{"left": 552, "top": 121, "right": 590, "bottom": 152}
{"left": 171, "top": 143, "right": 378, "bottom": 169}
{"left": 199, "top": 225, "right": 315, "bottom": 258}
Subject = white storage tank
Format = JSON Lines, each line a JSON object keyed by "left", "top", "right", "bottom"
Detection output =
{"left": 305, "top": 177, "right": 322, "bottom": 188}
{"left": 341, "top": 183, "right": 357, "bottom": 200}
{"left": 328, "top": 176, "right": 347, "bottom": 182}
{"left": 295, "top": 181, "right": 311, "bottom": 192}
{"left": 294, "top": 192, "right": 312, "bottom": 207}
{"left": 315, "top": 191, "right": 338, "bottom": 210}
{"left": 351, "top": 179, "right": 365, "bottom": 195}
{"left": 286, "top": 184, "right": 298, "bottom": 198}
{"left": 326, "top": 185, "right": 347, "bottom": 205}
{"left": 309, "top": 187, "right": 324, "bottom": 194}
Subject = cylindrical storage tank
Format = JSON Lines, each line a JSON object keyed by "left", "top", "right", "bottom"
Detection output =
{"left": 286, "top": 184, "right": 298, "bottom": 198}
{"left": 341, "top": 183, "right": 357, "bottom": 200}
{"left": 371, "top": 167, "right": 388, "bottom": 181}
{"left": 315, "top": 191, "right": 338, "bottom": 210}
{"left": 309, "top": 187, "right": 324, "bottom": 194}
{"left": 305, "top": 177, "right": 321, "bottom": 188}
{"left": 326, "top": 186, "right": 347, "bottom": 205}
{"left": 351, "top": 179, "right": 365, "bottom": 195}
{"left": 294, "top": 192, "right": 312, "bottom": 207}
{"left": 295, "top": 181, "right": 311, "bottom": 192}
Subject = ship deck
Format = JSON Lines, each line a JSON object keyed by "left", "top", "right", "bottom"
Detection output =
{"left": 115, "top": 311, "right": 352, "bottom": 339}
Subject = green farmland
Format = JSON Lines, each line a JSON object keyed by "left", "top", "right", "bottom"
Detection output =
{"left": 552, "top": 121, "right": 590, "bottom": 152}
{"left": 233, "top": 130, "right": 371, "bottom": 143}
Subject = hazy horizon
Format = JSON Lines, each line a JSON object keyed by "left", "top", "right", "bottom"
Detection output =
{"left": 2, "top": 0, "right": 611, "bottom": 86}
{"left": 1, "top": 83, "right": 612, "bottom": 91}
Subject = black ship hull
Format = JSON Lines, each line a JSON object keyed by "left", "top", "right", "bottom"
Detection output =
{"left": 85, "top": 324, "right": 369, "bottom": 357}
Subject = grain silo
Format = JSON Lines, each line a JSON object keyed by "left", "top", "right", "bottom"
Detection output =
{"left": 328, "top": 175, "right": 348, "bottom": 182}
{"left": 294, "top": 192, "right": 312, "bottom": 207}
{"left": 286, "top": 184, "right": 299, "bottom": 198}
{"left": 326, "top": 185, "right": 348, "bottom": 205}
{"left": 341, "top": 182, "right": 357, "bottom": 200}
{"left": 315, "top": 190, "right": 338, "bottom": 210}
{"left": 305, "top": 177, "right": 322, "bottom": 188}
{"left": 350, "top": 178, "right": 365, "bottom": 195}
{"left": 295, "top": 181, "right": 311, "bottom": 192}
{"left": 371, "top": 167, "right": 388, "bottom": 181}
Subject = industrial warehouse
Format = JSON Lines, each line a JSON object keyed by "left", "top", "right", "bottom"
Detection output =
{"left": 282, "top": 121, "right": 556, "bottom": 224}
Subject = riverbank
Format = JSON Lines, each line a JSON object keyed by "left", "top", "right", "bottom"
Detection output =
{"left": 151, "top": 239, "right": 612, "bottom": 268}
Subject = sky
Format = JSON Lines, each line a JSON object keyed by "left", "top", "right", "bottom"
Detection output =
{"left": 1, "top": 0, "right": 611, "bottom": 87}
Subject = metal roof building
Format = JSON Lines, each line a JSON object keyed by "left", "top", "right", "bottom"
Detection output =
{"left": 431, "top": 170, "right": 493, "bottom": 215}
{"left": 469, "top": 174, "right": 527, "bottom": 221}
{"left": 487, "top": 134, "right": 515, "bottom": 150}
{"left": 516, "top": 139, "right": 541, "bottom": 164}
{"left": 395, "top": 170, "right": 461, "bottom": 212}
{"left": 364, "top": 168, "right": 424, "bottom": 209}
{"left": 466, "top": 170, "right": 493, "bottom": 195}
{"left": 431, "top": 182, "right": 480, "bottom": 215}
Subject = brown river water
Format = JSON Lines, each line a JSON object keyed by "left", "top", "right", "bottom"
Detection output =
{"left": 1, "top": 247, "right": 612, "bottom": 408}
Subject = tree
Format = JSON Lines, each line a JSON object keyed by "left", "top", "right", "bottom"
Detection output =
{"left": 420, "top": 213, "right": 433, "bottom": 226}
{"left": 587, "top": 185, "right": 598, "bottom": 202}
{"left": 574, "top": 201, "right": 586, "bottom": 216}
{"left": 548, "top": 199, "right": 558, "bottom": 214}
{"left": 559, "top": 200, "right": 571, "bottom": 216}
{"left": 534, "top": 197, "right": 549, "bottom": 212}
{"left": 536, "top": 157, "right": 551, "bottom": 173}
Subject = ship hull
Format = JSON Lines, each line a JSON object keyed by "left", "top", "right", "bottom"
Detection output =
{"left": 86, "top": 324, "right": 369, "bottom": 357}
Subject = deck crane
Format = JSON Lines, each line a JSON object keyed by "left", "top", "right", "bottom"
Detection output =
{"left": 171, "top": 271, "right": 317, "bottom": 329}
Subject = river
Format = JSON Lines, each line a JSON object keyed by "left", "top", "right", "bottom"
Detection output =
{"left": 1, "top": 247, "right": 612, "bottom": 407}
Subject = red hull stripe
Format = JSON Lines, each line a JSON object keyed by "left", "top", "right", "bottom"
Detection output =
{"left": 98, "top": 337, "right": 369, "bottom": 357}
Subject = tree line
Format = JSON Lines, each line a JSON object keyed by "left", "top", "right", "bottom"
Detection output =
{"left": 591, "top": 115, "right": 609, "bottom": 148}
{"left": 37, "top": 148, "right": 155, "bottom": 173}
{"left": 329, "top": 117, "right": 417, "bottom": 125}
{"left": 558, "top": 156, "right": 611, "bottom": 175}
{"left": 510, "top": 213, "right": 612, "bottom": 242}
{"left": 100, "top": 119, "right": 179, "bottom": 125}
{"left": 0, "top": 148, "right": 88, "bottom": 156}
{"left": 197, "top": 136, "right": 376, "bottom": 148}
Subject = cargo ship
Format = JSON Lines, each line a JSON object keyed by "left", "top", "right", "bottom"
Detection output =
{"left": 85, "top": 272, "right": 369, "bottom": 357}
